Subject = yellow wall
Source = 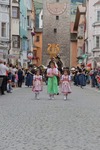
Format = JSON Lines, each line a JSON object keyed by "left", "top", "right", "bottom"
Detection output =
{"left": 70, "top": 41, "right": 77, "bottom": 67}
{"left": 33, "top": 32, "right": 42, "bottom": 66}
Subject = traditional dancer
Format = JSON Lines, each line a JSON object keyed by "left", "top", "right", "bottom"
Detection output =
{"left": 60, "top": 69, "right": 72, "bottom": 100}
{"left": 47, "top": 61, "right": 58, "bottom": 100}
{"left": 32, "top": 69, "right": 43, "bottom": 100}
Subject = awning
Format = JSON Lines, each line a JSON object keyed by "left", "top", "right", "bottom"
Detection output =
{"left": 77, "top": 54, "right": 87, "bottom": 60}
{"left": 78, "top": 59, "right": 83, "bottom": 64}
{"left": 86, "top": 63, "right": 92, "bottom": 67}
{"left": 8, "top": 54, "right": 19, "bottom": 59}
{"left": 82, "top": 54, "right": 87, "bottom": 59}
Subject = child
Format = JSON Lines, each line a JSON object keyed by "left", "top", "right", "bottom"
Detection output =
{"left": 32, "top": 69, "right": 43, "bottom": 100}
{"left": 47, "top": 61, "right": 58, "bottom": 100}
{"left": 15, "top": 71, "right": 18, "bottom": 88}
{"left": 60, "top": 69, "right": 71, "bottom": 100}
{"left": 7, "top": 70, "right": 13, "bottom": 93}
{"left": 96, "top": 74, "right": 100, "bottom": 90}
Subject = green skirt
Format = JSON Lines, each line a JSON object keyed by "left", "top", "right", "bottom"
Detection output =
{"left": 47, "top": 76, "right": 58, "bottom": 94}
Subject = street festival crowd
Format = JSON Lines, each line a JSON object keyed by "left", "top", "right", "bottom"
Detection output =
{"left": 0, "top": 57, "right": 100, "bottom": 100}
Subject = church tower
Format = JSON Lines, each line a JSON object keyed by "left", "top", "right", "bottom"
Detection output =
{"left": 42, "top": 0, "right": 71, "bottom": 66}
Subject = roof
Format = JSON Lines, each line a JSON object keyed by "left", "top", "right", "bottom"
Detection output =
{"left": 94, "top": 1, "right": 100, "bottom": 6}
{"left": 74, "top": 5, "right": 86, "bottom": 31}
{"left": 34, "top": 0, "right": 43, "bottom": 10}
{"left": 35, "top": 28, "right": 43, "bottom": 33}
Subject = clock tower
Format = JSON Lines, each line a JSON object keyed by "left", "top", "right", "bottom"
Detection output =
{"left": 42, "top": 0, "right": 71, "bottom": 67}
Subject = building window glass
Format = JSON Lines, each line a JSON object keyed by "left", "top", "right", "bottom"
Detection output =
{"left": 12, "top": 7, "right": 19, "bottom": 18}
{"left": 27, "top": 16, "right": 30, "bottom": 26}
{"left": 56, "top": 0, "right": 59, "bottom": 2}
{"left": 36, "top": 36, "right": 40, "bottom": 42}
{"left": 41, "top": 15, "right": 43, "bottom": 20}
{"left": 97, "top": 11, "right": 100, "bottom": 22}
{"left": 54, "top": 28, "right": 57, "bottom": 33}
{"left": 12, "top": 35, "right": 20, "bottom": 48}
{"left": 1, "top": 22, "right": 6, "bottom": 37}
{"left": 96, "top": 36, "right": 100, "bottom": 48}
{"left": 56, "top": 16, "right": 59, "bottom": 20}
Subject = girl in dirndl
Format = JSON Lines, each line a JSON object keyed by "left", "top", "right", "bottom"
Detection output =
{"left": 47, "top": 61, "right": 58, "bottom": 100}
{"left": 32, "top": 69, "right": 43, "bottom": 100}
{"left": 60, "top": 69, "right": 72, "bottom": 100}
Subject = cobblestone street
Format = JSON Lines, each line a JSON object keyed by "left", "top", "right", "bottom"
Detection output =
{"left": 0, "top": 85, "right": 100, "bottom": 150}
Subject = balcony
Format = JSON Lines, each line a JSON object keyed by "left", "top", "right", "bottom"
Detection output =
{"left": 92, "top": 47, "right": 100, "bottom": 52}
{"left": 77, "top": 36, "right": 83, "bottom": 39}
{"left": 0, "top": 0, "right": 9, "bottom": 5}
{"left": 93, "top": 22, "right": 100, "bottom": 27}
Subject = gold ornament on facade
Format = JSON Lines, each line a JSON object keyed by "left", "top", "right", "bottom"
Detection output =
{"left": 47, "top": 44, "right": 60, "bottom": 58}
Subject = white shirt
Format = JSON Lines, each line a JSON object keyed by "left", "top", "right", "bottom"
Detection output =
{"left": 0, "top": 63, "right": 9, "bottom": 76}
{"left": 12, "top": 68, "right": 17, "bottom": 74}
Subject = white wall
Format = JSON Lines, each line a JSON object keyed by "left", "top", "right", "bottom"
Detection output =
{"left": 39, "top": 9, "right": 43, "bottom": 28}
{"left": 0, "top": 5, "right": 9, "bottom": 40}
{"left": 87, "top": 0, "right": 99, "bottom": 54}
{"left": 12, "top": 19, "right": 20, "bottom": 35}
{"left": 11, "top": 2, "right": 20, "bottom": 36}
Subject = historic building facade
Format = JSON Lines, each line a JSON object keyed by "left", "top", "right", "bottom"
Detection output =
{"left": 85, "top": 0, "right": 100, "bottom": 67}
{"left": 10, "top": 0, "right": 20, "bottom": 64}
{"left": 42, "top": 0, "right": 71, "bottom": 67}
{"left": 0, "top": 0, "right": 10, "bottom": 61}
{"left": 27, "top": 0, "right": 35, "bottom": 66}
{"left": 74, "top": 5, "right": 86, "bottom": 64}
{"left": 34, "top": 0, "right": 43, "bottom": 66}
{"left": 19, "top": 0, "right": 28, "bottom": 67}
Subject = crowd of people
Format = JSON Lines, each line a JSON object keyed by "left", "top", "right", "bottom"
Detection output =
{"left": 72, "top": 64, "right": 100, "bottom": 90}
{"left": 0, "top": 57, "right": 100, "bottom": 99}
{"left": 0, "top": 59, "right": 25, "bottom": 95}
{"left": 0, "top": 58, "right": 72, "bottom": 100}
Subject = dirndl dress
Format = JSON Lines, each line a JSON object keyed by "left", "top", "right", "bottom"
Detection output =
{"left": 32, "top": 75, "right": 42, "bottom": 92}
{"left": 47, "top": 68, "right": 58, "bottom": 94}
{"left": 61, "top": 75, "right": 72, "bottom": 94}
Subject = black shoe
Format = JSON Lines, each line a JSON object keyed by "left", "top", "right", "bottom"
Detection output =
{"left": 81, "top": 86, "right": 83, "bottom": 89}
{"left": 1, "top": 93, "right": 5, "bottom": 95}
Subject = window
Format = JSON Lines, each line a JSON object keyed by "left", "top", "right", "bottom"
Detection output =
{"left": 41, "top": 15, "right": 43, "bottom": 20}
{"left": 27, "top": 16, "right": 30, "bottom": 26}
{"left": 54, "top": 28, "right": 57, "bottom": 33}
{"left": 12, "top": 35, "right": 20, "bottom": 48}
{"left": 56, "top": 16, "right": 59, "bottom": 20}
{"left": 78, "top": 25, "right": 84, "bottom": 37}
{"left": 96, "top": 36, "right": 100, "bottom": 47}
{"left": 56, "top": 0, "right": 59, "bottom": 2}
{"left": 33, "top": 50, "right": 37, "bottom": 57}
{"left": 36, "top": 36, "right": 40, "bottom": 42}
{"left": 12, "top": 0, "right": 18, "bottom": 2}
{"left": 97, "top": 11, "right": 100, "bottom": 22}
{"left": 12, "top": 7, "right": 19, "bottom": 18}
{"left": 1, "top": 22, "right": 6, "bottom": 37}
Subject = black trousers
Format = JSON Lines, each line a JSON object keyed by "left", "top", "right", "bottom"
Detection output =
{"left": 18, "top": 80, "right": 23, "bottom": 87}
{"left": 0, "top": 75, "right": 7, "bottom": 94}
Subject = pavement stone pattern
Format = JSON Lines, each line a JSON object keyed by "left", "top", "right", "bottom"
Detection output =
{"left": 0, "top": 85, "right": 100, "bottom": 150}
